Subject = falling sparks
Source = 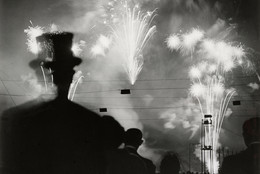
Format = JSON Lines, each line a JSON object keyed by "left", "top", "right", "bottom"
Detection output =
{"left": 108, "top": 1, "right": 156, "bottom": 85}
{"left": 68, "top": 71, "right": 84, "bottom": 101}
{"left": 168, "top": 26, "right": 252, "bottom": 174}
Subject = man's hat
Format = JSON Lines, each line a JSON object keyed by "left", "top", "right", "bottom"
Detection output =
{"left": 29, "top": 32, "right": 82, "bottom": 71}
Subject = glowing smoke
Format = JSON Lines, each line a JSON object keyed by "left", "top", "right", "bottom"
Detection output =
{"left": 248, "top": 82, "right": 259, "bottom": 91}
{"left": 21, "top": 73, "right": 44, "bottom": 98}
{"left": 90, "top": 35, "right": 111, "bottom": 57}
{"left": 72, "top": 40, "right": 86, "bottom": 56}
{"left": 160, "top": 97, "right": 201, "bottom": 139}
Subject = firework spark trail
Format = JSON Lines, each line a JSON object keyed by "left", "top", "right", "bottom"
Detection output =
{"left": 167, "top": 27, "right": 252, "bottom": 173}
{"left": 40, "top": 65, "right": 48, "bottom": 92}
{"left": 68, "top": 71, "right": 84, "bottom": 101}
{"left": 109, "top": 2, "right": 156, "bottom": 85}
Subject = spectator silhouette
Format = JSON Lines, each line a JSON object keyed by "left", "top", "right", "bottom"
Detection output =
{"left": 0, "top": 32, "right": 105, "bottom": 174}
{"left": 100, "top": 116, "right": 147, "bottom": 174}
{"left": 220, "top": 117, "right": 260, "bottom": 174}
{"left": 160, "top": 151, "right": 180, "bottom": 174}
{"left": 124, "top": 128, "right": 156, "bottom": 174}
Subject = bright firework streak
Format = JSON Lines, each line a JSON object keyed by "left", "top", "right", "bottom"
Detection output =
{"left": 168, "top": 28, "right": 251, "bottom": 174}
{"left": 68, "top": 71, "right": 84, "bottom": 101}
{"left": 24, "top": 22, "right": 44, "bottom": 54}
{"left": 109, "top": 2, "right": 156, "bottom": 85}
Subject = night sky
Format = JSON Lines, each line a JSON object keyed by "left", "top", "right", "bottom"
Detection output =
{"left": 0, "top": 0, "right": 259, "bottom": 171}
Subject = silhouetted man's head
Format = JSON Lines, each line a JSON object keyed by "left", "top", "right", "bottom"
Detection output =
{"left": 242, "top": 117, "right": 260, "bottom": 147}
{"left": 124, "top": 128, "right": 143, "bottom": 148}
{"left": 160, "top": 152, "right": 180, "bottom": 174}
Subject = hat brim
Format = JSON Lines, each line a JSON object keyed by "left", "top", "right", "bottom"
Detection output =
{"left": 42, "top": 56, "right": 82, "bottom": 70}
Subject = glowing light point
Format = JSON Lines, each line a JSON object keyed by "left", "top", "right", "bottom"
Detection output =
{"left": 190, "top": 83, "right": 206, "bottom": 97}
{"left": 166, "top": 34, "right": 181, "bottom": 51}
{"left": 233, "top": 45, "right": 245, "bottom": 59}
{"left": 189, "top": 66, "right": 202, "bottom": 79}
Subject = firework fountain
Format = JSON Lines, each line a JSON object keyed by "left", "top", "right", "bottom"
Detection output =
{"left": 167, "top": 28, "right": 252, "bottom": 173}
{"left": 24, "top": 23, "right": 85, "bottom": 100}
{"left": 104, "top": 0, "right": 156, "bottom": 85}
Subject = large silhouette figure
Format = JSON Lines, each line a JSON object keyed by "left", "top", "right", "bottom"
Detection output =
{"left": 124, "top": 128, "right": 156, "bottom": 174}
{"left": 0, "top": 32, "right": 105, "bottom": 174}
{"left": 220, "top": 117, "right": 260, "bottom": 174}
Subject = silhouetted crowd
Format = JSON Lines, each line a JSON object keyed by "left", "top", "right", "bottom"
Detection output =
{"left": 0, "top": 32, "right": 259, "bottom": 174}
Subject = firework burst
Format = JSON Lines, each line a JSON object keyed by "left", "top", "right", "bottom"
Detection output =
{"left": 167, "top": 28, "right": 204, "bottom": 58}
{"left": 24, "top": 22, "right": 44, "bottom": 54}
{"left": 168, "top": 27, "right": 252, "bottom": 173}
{"left": 107, "top": 1, "right": 156, "bottom": 85}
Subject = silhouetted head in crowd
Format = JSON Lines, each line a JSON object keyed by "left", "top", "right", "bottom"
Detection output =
{"left": 100, "top": 115, "right": 125, "bottom": 149}
{"left": 160, "top": 151, "right": 180, "bottom": 174}
{"left": 242, "top": 117, "right": 260, "bottom": 147}
{"left": 124, "top": 128, "right": 143, "bottom": 149}
{"left": 31, "top": 32, "right": 82, "bottom": 100}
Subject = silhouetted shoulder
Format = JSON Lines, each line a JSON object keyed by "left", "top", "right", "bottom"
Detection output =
{"left": 1, "top": 97, "right": 48, "bottom": 120}
{"left": 220, "top": 149, "right": 260, "bottom": 174}
{"left": 0, "top": 98, "right": 103, "bottom": 174}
